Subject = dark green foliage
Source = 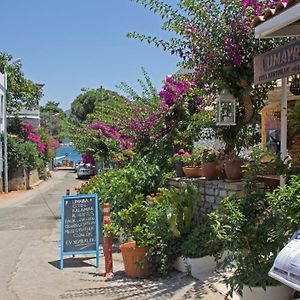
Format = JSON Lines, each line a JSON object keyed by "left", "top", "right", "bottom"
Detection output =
{"left": 71, "top": 88, "right": 125, "bottom": 122}
{"left": 19, "top": 141, "right": 39, "bottom": 171}
{"left": 181, "top": 222, "right": 215, "bottom": 258}
{"left": 0, "top": 52, "right": 42, "bottom": 112}
{"left": 267, "top": 176, "right": 300, "bottom": 245}
{"left": 36, "top": 157, "right": 48, "bottom": 180}
{"left": 207, "top": 155, "right": 295, "bottom": 297}
{"left": 84, "top": 156, "right": 161, "bottom": 212}
{"left": 40, "top": 101, "right": 67, "bottom": 139}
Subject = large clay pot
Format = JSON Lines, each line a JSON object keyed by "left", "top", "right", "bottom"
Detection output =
{"left": 202, "top": 162, "right": 220, "bottom": 180}
{"left": 120, "top": 241, "right": 151, "bottom": 278}
{"left": 175, "top": 161, "right": 185, "bottom": 177}
{"left": 224, "top": 160, "right": 243, "bottom": 180}
{"left": 182, "top": 166, "right": 203, "bottom": 178}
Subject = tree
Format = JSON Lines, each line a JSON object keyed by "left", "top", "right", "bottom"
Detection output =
{"left": 70, "top": 88, "right": 126, "bottom": 122}
{"left": 0, "top": 52, "right": 43, "bottom": 112}
{"left": 40, "top": 101, "right": 66, "bottom": 138}
{"left": 128, "top": 0, "right": 287, "bottom": 154}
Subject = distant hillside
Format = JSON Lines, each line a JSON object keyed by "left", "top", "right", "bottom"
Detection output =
{"left": 65, "top": 109, "right": 71, "bottom": 117}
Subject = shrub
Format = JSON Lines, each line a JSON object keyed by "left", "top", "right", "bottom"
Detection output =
{"left": 181, "top": 221, "right": 214, "bottom": 258}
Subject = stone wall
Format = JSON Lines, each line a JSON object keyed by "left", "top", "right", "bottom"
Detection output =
{"left": 8, "top": 168, "right": 40, "bottom": 192}
{"left": 169, "top": 177, "right": 245, "bottom": 222}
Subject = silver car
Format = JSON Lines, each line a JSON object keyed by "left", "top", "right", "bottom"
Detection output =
{"left": 77, "top": 163, "right": 94, "bottom": 179}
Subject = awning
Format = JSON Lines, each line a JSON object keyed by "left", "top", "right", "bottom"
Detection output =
{"left": 253, "top": 0, "right": 300, "bottom": 38}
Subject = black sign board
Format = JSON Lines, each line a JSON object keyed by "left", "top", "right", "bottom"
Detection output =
{"left": 60, "top": 194, "right": 99, "bottom": 269}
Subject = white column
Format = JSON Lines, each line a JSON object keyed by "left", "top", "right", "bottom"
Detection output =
{"left": 280, "top": 77, "right": 288, "bottom": 187}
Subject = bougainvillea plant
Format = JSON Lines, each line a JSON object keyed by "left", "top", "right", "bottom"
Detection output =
{"left": 128, "top": 0, "right": 288, "bottom": 154}
{"left": 20, "top": 122, "right": 45, "bottom": 154}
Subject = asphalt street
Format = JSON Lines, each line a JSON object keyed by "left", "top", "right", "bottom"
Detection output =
{"left": 0, "top": 170, "right": 225, "bottom": 300}
{"left": 0, "top": 169, "right": 80, "bottom": 300}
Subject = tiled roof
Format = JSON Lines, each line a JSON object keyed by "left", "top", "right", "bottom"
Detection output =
{"left": 253, "top": 0, "right": 300, "bottom": 27}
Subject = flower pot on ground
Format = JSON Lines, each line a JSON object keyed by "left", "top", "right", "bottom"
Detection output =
{"left": 182, "top": 166, "right": 203, "bottom": 178}
{"left": 120, "top": 241, "right": 151, "bottom": 278}
{"left": 212, "top": 273, "right": 291, "bottom": 300}
{"left": 224, "top": 159, "right": 244, "bottom": 180}
{"left": 174, "top": 256, "right": 216, "bottom": 281}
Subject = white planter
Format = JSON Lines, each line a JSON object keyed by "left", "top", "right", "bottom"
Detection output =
{"left": 236, "top": 285, "right": 292, "bottom": 300}
{"left": 173, "top": 256, "right": 216, "bottom": 281}
{"left": 189, "top": 256, "right": 216, "bottom": 281}
{"left": 212, "top": 273, "right": 292, "bottom": 300}
{"left": 173, "top": 256, "right": 188, "bottom": 273}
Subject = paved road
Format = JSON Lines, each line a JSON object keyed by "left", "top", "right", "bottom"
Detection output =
{"left": 0, "top": 170, "right": 225, "bottom": 300}
{"left": 0, "top": 169, "right": 80, "bottom": 300}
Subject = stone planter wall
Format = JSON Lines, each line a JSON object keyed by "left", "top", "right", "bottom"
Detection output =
{"left": 169, "top": 177, "right": 245, "bottom": 221}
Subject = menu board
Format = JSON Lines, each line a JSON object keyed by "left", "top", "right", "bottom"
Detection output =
{"left": 269, "top": 231, "right": 300, "bottom": 291}
{"left": 60, "top": 194, "right": 99, "bottom": 269}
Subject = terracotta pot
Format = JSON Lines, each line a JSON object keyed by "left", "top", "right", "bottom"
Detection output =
{"left": 120, "top": 241, "right": 151, "bottom": 278}
{"left": 182, "top": 166, "right": 203, "bottom": 178}
{"left": 175, "top": 161, "right": 185, "bottom": 177}
{"left": 202, "top": 162, "right": 220, "bottom": 180}
{"left": 224, "top": 160, "right": 243, "bottom": 180}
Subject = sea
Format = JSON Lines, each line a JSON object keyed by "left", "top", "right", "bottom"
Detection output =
{"left": 55, "top": 145, "right": 82, "bottom": 164}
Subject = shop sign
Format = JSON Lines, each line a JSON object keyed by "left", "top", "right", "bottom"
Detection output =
{"left": 254, "top": 39, "right": 300, "bottom": 85}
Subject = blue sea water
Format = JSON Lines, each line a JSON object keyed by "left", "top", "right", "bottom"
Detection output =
{"left": 55, "top": 146, "right": 82, "bottom": 163}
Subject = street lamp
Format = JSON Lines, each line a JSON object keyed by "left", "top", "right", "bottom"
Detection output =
{"left": 3, "top": 58, "right": 21, "bottom": 193}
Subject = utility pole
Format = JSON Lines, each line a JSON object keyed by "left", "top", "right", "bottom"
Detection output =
{"left": 3, "top": 58, "right": 21, "bottom": 193}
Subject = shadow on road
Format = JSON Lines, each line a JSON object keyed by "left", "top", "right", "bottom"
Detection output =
{"left": 58, "top": 271, "right": 211, "bottom": 299}
{"left": 49, "top": 256, "right": 97, "bottom": 269}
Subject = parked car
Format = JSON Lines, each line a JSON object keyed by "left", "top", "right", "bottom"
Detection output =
{"left": 77, "top": 163, "right": 95, "bottom": 179}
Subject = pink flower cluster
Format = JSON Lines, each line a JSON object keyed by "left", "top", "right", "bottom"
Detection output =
{"left": 20, "top": 122, "right": 45, "bottom": 154}
{"left": 82, "top": 153, "right": 95, "bottom": 165}
{"left": 173, "top": 148, "right": 191, "bottom": 161}
{"left": 159, "top": 76, "right": 194, "bottom": 110}
{"left": 225, "top": 36, "right": 243, "bottom": 67}
{"left": 89, "top": 122, "right": 134, "bottom": 151}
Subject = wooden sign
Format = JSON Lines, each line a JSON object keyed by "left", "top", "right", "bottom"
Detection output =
{"left": 60, "top": 194, "right": 100, "bottom": 269}
{"left": 254, "top": 39, "right": 300, "bottom": 85}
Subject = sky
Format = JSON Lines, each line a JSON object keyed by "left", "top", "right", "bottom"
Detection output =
{"left": 0, "top": 0, "right": 179, "bottom": 110}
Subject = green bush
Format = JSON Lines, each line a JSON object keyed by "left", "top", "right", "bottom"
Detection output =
{"left": 80, "top": 156, "right": 162, "bottom": 212}
{"left": 207, "top": 159, "right": 292, "bottom": 297}
{"left": 7, "top": 137, "right": 39, "bottom": 177}
{"left": 181, "top": 221, "right": 214, "bottom": 258}
{"left": 36, "top": 157, "right": 48, "bottom": 180}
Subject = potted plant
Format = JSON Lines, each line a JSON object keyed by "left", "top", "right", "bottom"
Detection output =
{"left": 182, "top": 147, "right": 204, "bottom": 178}
{"left": 201, "top": 148, "right": 223, "bottom": 180}
{"left": 113, "top": 199, "right": 155, "bottom": 278}
{"left": 208, "top": 163, "right": 292, "bottom": 300}
{"left": 223, "top": 153, "right": 244, "bottom": 180}
{"left": 171, "top": 148, "right": 190, "bottom": 177}
{"left": 175, "top": 221, "right": 219, "bottom": 281}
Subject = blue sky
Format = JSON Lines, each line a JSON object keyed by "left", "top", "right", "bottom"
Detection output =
{"left": 0, "top": 0, "right": 179, "bottom": 110}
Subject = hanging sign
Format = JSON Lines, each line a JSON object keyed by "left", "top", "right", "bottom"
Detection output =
{"left": 60, "top": 194, "right": 100, "bottom": 269}
{"left": 254, "top": 39, "right": 300, "bottom": 85}
{"left": 269, "top": 230, "right": 300, "bottom": 291}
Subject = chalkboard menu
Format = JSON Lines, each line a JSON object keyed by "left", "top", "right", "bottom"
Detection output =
{"left": 60, "top": 194, "right": 100, "bottom": 269}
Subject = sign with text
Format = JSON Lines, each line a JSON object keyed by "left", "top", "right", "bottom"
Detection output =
{"left": 60, "top": 194, "right": 100, "bottom": 269}
{"left": 254, "top": 39, "right": 300, "bottom": 85}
